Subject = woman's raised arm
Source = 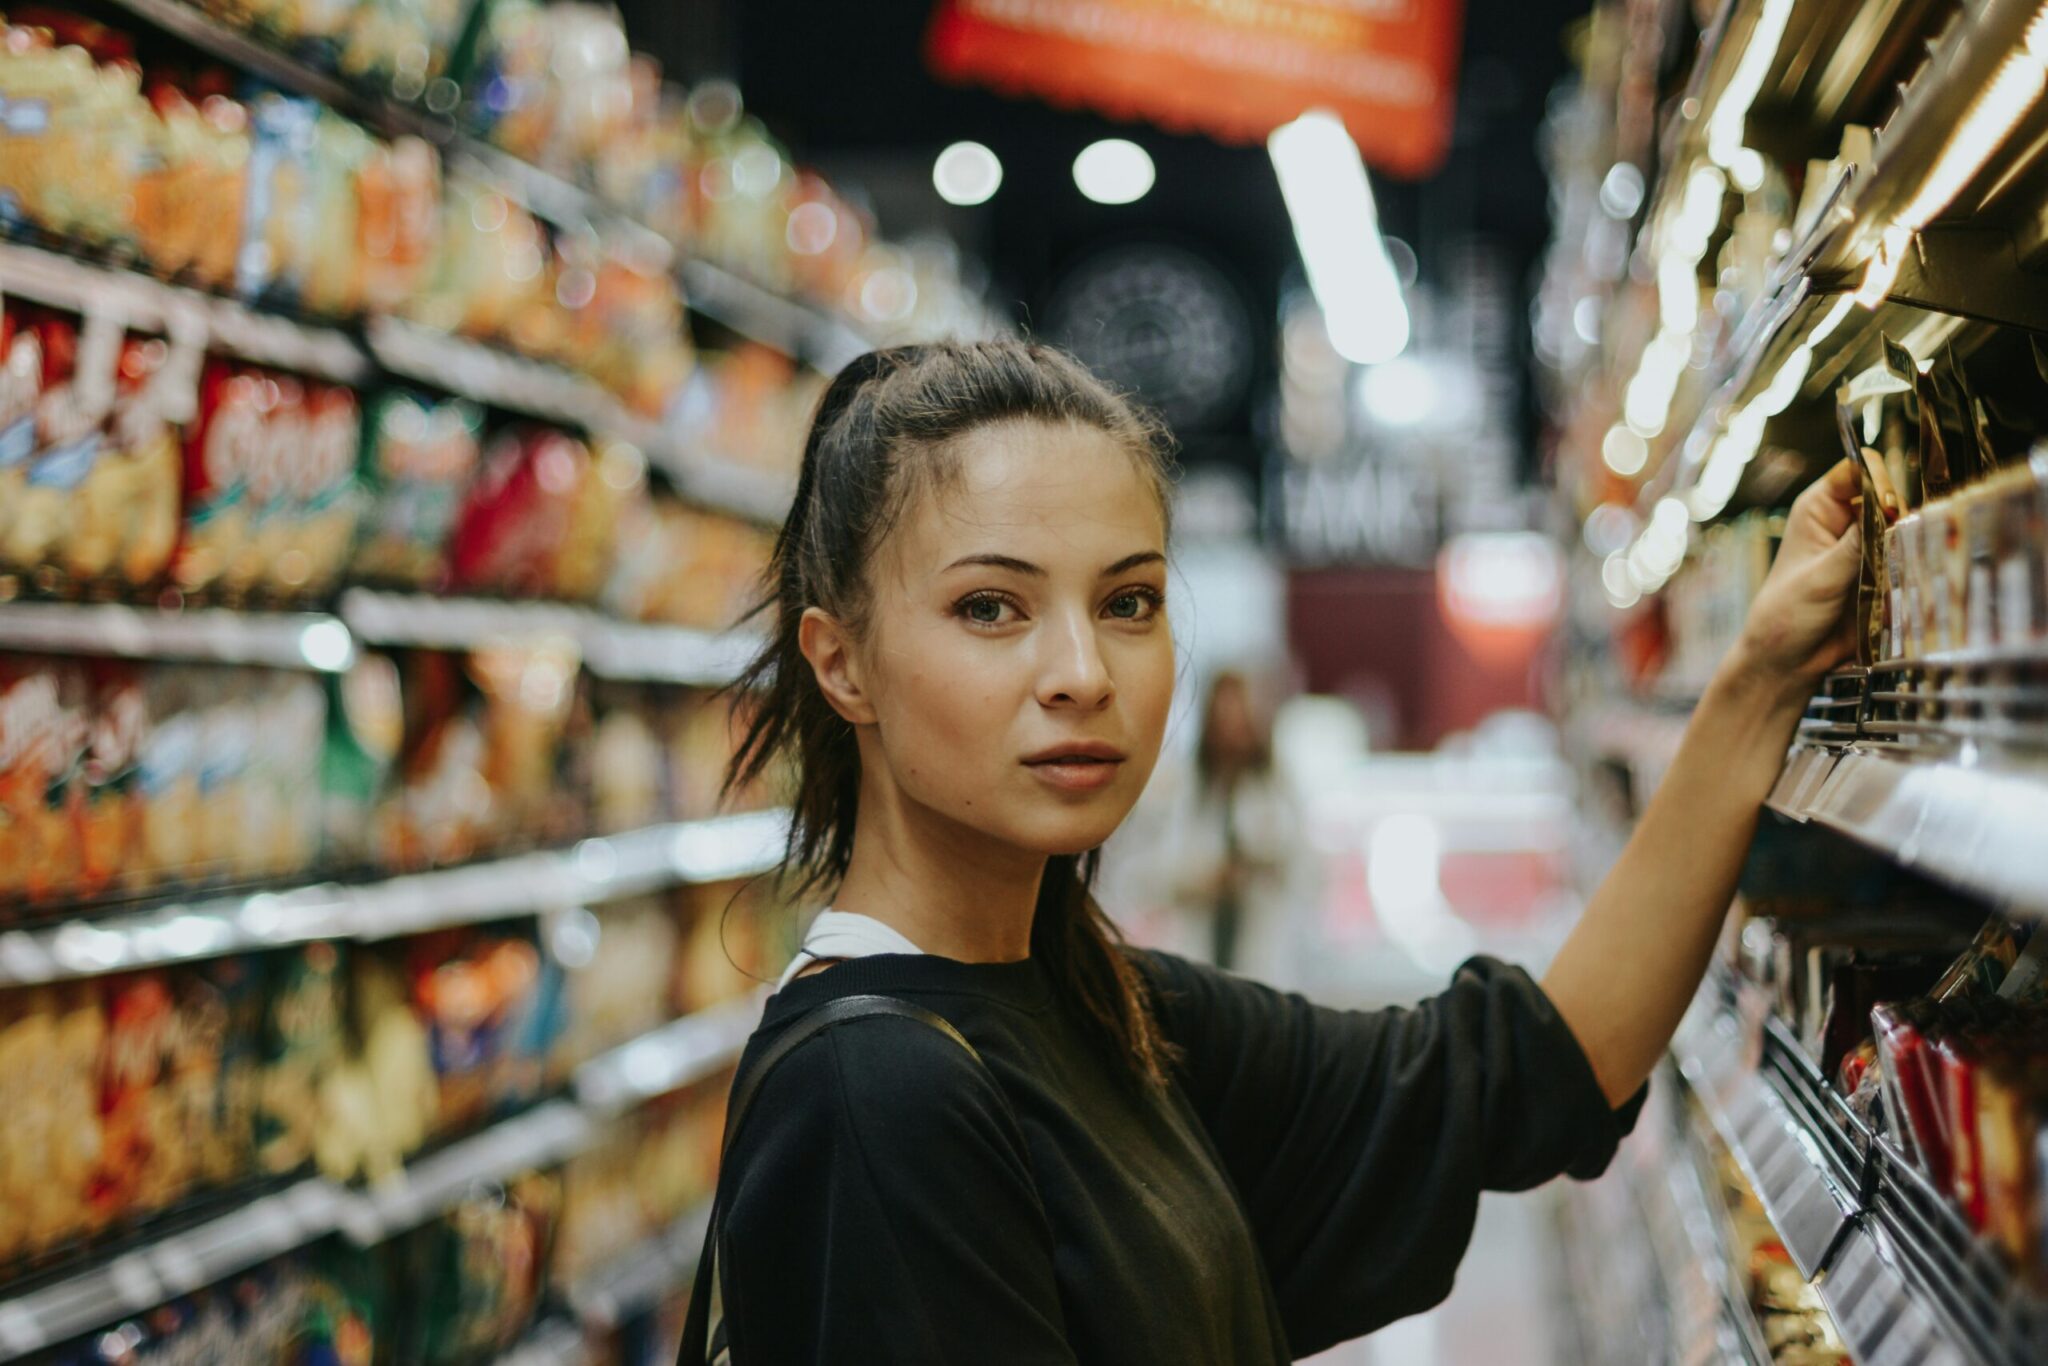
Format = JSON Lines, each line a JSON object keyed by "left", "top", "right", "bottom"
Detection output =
{"left": 1542, "top": 458, "right": 1864, "bottom": 1105}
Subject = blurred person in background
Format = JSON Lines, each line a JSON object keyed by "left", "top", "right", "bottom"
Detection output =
{"left": 1118, "top": 668, "right": 1316, "bottom": 979}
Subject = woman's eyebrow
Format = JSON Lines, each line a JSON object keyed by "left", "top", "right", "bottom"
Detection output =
{"left": 943, "top": 550, "right": 1165, "bottom": 576}
{"left": 944, "top": 552, "right": 1043, "bottom": 575}
{"left": 1101, "top": 551, "right": 1166, "bottom": 576}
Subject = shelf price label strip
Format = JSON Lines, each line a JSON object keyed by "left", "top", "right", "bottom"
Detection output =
{"left": 1677, "top": 992, "right": 2046, "bottom": 1366}
{"left": 0, "top": 809, "right": 790, "bottom": 987}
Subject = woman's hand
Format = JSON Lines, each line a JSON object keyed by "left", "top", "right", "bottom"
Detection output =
{"left": 1724, "top": 457, "right": 1863, "bottom": 699}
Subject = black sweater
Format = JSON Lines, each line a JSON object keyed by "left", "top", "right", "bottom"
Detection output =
{"left": 711, "top": 950, "right": 1642, "bottom": 1364}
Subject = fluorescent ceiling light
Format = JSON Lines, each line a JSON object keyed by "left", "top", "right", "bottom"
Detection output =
{"left": 1268, "top": 110, "right": 1409, "bottom": 366}
{"left": 1073, "top": 139, "right": 1154, "bottom": 205}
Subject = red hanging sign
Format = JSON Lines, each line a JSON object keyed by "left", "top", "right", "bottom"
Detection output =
{"left": 925, "top": 0, "right": 1466, "bottom": 178}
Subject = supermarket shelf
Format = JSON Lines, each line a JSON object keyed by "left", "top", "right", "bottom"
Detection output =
{"left": 0, "top": 809, "right": 791, "bottom": 986}
{"left": 363, "top": 315, "right": 666, "bottom": 447}
{"left": 680, "top": 258, "right": 871, "bottom": 373}
{"left": 576, "top": 991, "right": 759, "bottom": 1117}
{"left": 1619, "top": 0, "right": 2048, "bottom": 532}
{"left": 0, "top": 991, "right": 753, "bottom": 1359}
{"left": 564, "top": 1199, "right": 713, "bottom": 1329}
{"left": 1764, "top": 745, "right": 2048, "bottom": 920}
{"left": 1674, "top": 979, "right": 2048, "bottom": 1366}
{"left": 337, "top": 1101, "right": 594, "bottom": 1245}
{"left": 0, "top": 1178, "right": 343, "bottom": 1361}
{"left": 1674, "top": 997, "right": 1854, "bottom": 1280}
{"left": 97, "top": 0, "right": 861, "bottom": 373}
{"left": 101, "top": 0, "right": 442, "bottom": 141}
{"left": 0, "top": 600, "right": 357, "bottom": 672}
{"left": 338, "top": 589, "right": 763, "bottom": 687}
{"left": 1645, "top": 1107, "right": 1772, "bottom": 1366}
{"left": 0, "top": 239, "right": 370, "bottom": 384}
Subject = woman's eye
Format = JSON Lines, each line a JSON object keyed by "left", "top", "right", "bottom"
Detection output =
{"left": 1106, "top": 589, "right": 1161, "bottom": 621}
{"left": 958, "top": 593, "right": 1017, "bottom": 626}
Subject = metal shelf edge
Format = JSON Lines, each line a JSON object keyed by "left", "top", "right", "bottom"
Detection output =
{"left": 574, "top": 993, "right": 759, "bottom": 1116}
{"left": 0, "top": 811, "right": 791, "bottom": 986}
{"left": 0, "top": 1178, "right": 342, "bottom": 1360}
{"left": 1770, "top": 747, "right": 2048, "bottom": 918}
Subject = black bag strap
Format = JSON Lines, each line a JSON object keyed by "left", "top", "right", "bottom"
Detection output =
{"left": 677, "top": 993, "right": 988, "bottom": 1365}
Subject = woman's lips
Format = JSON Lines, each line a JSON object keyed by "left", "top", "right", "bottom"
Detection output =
{"left": 1023, "top": 753, "right": 1125, "bottom": 792}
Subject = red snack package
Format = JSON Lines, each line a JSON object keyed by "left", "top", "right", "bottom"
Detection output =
{"left": 174, "top": 360, "right": 265, "bottom": 597}
{"left": 1940, "top": 1033, "right": 1988, "bottom": 1228}
{"left": 446, "top": 427, "right": 591, "bottom": 598}
{"left": 1874, "top": 1002, "right": 1951, "bottom": 1187}
{"left": 92, "top": 971, "right": 184, "bottom": 1225}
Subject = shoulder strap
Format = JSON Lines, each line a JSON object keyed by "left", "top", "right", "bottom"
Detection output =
{"left": 677, "top": 994, "right": 988, "bottom": 1365}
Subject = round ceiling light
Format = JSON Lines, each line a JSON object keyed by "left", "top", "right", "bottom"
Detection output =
{"left": 1073, "top": 139, "right": 1155, "bottom": 205}
{"left": 933, "top": 141, "right": 1002, "bottom": 206}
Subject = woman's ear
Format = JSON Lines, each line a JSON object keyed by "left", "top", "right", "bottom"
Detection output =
{"left": 798, "top": 607, "right": 877, "bottom": 725}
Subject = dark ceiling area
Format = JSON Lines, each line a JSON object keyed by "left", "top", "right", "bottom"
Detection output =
{"left": 619, "top": 0, "right": 1593, "bottom": 478}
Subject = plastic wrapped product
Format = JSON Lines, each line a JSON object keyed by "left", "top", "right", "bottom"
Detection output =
{"left": 348, "top": 389, "right": 483, "bottom": 590}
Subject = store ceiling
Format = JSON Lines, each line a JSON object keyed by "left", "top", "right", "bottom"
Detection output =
{"left": 621, "top": 0, "right": 1595, "bottom": 481}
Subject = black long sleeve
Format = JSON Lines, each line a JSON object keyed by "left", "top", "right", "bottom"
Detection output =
{"left": 706, "top": 949, "right": 1639, "bottom": 1365}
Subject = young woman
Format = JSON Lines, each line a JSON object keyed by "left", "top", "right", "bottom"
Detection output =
{"left": 697, "top": 340, "right": 1860, "bottom": 1364}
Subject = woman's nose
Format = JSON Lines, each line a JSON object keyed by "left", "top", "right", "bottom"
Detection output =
{"left": 1036, "top": 613, "right": 1115, "bottom": 710}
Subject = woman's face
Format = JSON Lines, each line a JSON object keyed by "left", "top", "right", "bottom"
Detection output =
{"left": 839, "top": 418, "right": 1174, "bottom": 859}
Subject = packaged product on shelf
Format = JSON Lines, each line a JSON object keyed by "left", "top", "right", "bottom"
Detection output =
{"left": 76, "top": 660, "right": 144, "bottom": 898}
{"left": 588, "top": 681, "right": 665, "bottom": 834}
{"left": 194, "top": 952, "right": 265, "bottom": 1187}
{"left": 140, "top": 73, "right": 249, "bottom": 292}
{"left": 254, "top": 939, "right": 345, "bottom": 1175}
{"left": 316, "top": 944, "right": 435, "bottom": 1183}
{"left": 467, "top": 0, "right": 632, "bottom": 181}
{"left": 291, "top": 379, "right": 368, "bottom": 597}
{"left": 92, "top": 971, "right": 196, "bottom": 1222}
{"left": 134, "top": 664, "right": 204, "bottom": 889}
{"left": 319, "top": 650, "right": 403, "bottom": 869}
{"left": 0, "top": 656, "right": 90, "bottom": 905}
{"left": 171, "top": 358, "right": 263, "bottom": 597}
{"left": 445, "top": 424, "right": 595, "bottom": 598}
{"left": 0, "top": 983, "right": 105, "bottom": 1263}
{"left": 349, "top": 388, "right": 484, "bottom": 589}
{"left": 4, "top": 303, "right": 123, "bottom": 579}
{"left": 552, "top": 1085, "right": 725, "bottom": 1289}
{"left": 555, "top": 437, "right": 645, "bottom": 602}
{"left": 600, "top": 496, "right": 772, "bottom": 629}
{"left": 0, "top": 15, "right": 149, "bottom": 249}
{"left": 173, "top": 361, "right": 366, "bottom": 604}
{"left": 386, "top": 1171, "right": 561, "bottom": 1364}
{"left": 241, "top": 671, "right": 326, "bottom": 878}
{"left": 406, "top": 927, "right": 547, "bottom": 1133}
{"left": 554, "top": 893, "right": 677, "bottom": 1068}
{"left": 81, "top": 328, "right": 198, "bottom": 590}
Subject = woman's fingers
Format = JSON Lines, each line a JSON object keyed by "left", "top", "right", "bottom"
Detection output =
{"left": 1790, "top": 458, "right": 1860, "bottom": 541}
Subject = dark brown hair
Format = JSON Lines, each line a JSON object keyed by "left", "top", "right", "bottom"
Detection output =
{"left": 725, "top": 339, "right": 1179, "bottom": 1086}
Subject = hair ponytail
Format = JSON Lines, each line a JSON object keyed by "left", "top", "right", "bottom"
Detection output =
{"left": 724, "top": 340, "right": 1178, "bottom": 1088}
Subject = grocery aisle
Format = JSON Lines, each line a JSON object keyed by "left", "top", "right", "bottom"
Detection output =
{"left": 1533, "top": 0, "right": 2048, "bottom": 1362}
